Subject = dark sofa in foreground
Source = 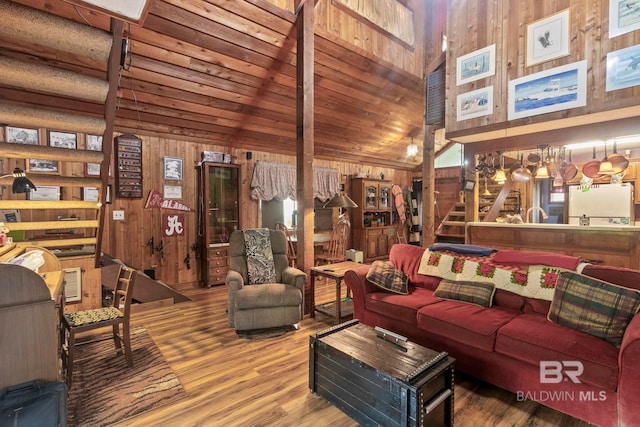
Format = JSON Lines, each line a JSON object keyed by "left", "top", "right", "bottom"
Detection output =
{"left": 344, "top": 243, "right": 640, "bottom": 427}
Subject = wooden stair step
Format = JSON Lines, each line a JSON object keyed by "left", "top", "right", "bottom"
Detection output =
{"left": 442, "top": 220, "right": 466, "bottom": 227}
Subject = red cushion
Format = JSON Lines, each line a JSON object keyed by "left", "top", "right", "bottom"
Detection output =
{"left": 389, "top": 244, "right": 441, "bottom": 290}
{"left": 582, "top": 264, "right": 640, "bottom": 292}
{"left": 416, "top": 301, "right": 520, "bottom": 351}
{"left": 495, "top": 313, "right": 619, "bottom": 392}
{"left": 523, "top": 296, "right": 552, "bottom": 315}
{"left": 493, "top": 249, "right": 582, "bottom": 270}
{"left": 493, "top": 288, "right": 525, "bottom": 311}
{"left": 365, "top": 286, "right": 440, "bottom": 325}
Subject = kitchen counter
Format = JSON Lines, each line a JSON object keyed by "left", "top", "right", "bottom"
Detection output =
{"left": 467, "top": 222, "right": 640, "bottom": 231}
{"left": 465, "top": 222, "right": 640, "bottom": 269}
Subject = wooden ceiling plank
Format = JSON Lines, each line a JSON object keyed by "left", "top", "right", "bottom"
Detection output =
{"left": 124, "top": 67, "right": 296, "bottom": 114}
{"left": 149, "top": 1, "right": 297, "bottom": 65}
{"left": 118, "top": 77, "right": 295, "bottom": 123}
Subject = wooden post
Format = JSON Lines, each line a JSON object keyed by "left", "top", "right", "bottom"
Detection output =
{"left": 296, "top": 0, "right": 315, "bottom": 315}
{"left": 422, "top": 124, "right": 436, "bottom": 246}
{"left": 95, "top": 18, "right": 124, "bottom": 267}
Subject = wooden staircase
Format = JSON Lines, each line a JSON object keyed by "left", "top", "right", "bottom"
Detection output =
{"left": 435, "top": 202, "right": 466, "bottom": 243}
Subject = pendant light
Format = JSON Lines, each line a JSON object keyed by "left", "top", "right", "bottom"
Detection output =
{"left": 407, "top": 137, "right": 418, "bottom": 157}
{"left": 483, "top": 177, "right": 491, "bottom": 196}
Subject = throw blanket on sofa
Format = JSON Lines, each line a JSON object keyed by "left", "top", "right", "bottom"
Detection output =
{"left": 243, "top": 228, "right": 276, "bottom": 285}
{"left": 418, "top": 250, "right": 586, "bottom": 301}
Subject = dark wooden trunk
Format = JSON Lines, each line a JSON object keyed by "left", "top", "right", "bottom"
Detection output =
{"left": 309, "top": 320, "right": 454, "bottom": 427}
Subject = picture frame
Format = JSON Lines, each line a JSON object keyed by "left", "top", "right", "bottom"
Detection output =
{"left": 463, "top": 179, "right": 476, "bottom": 191}
{"left": 456, "top": 44, "right": 496, "bottom": 86}
{"left": 609, "top": 0, "right": 640, "bottom": 38}
{"left": 28, "top": 186, "right": 60, "bottom": 201}
{"left": 82, "top": 187, "right": 99, "bottom": 202}
{"left": 6, "top": 127, "right": 39, "bottom": 145}
{"left": 163, "top": 184, "right": 182, "bottom": 200}
{"left": 508, "top": 60, "right": 587, "bottom": 121}
{"left": 163, "top": 156, "right": 183, "bottom": 180}
{"left": 85, "top": 135, "right": 103, "bottom": 177}
{"left": 526, "top": 9, "right": 570, "bottom": 67}
{"left": 28, "top": 158, "right": 59, "bottom": 173}
{"left": 49, "top": 131, "right": 77, "bottom": 149}
{"left": 456, "top": 86, "right": 493, "bottom": 121}
{"left": 63, "top": 267, "right": 82, "bottom": 303}
{"left": 606, "top": 44, "right": 640, "bottom": 92}
{"left": 86, "top": 135, "right": 102, "bottom": 151}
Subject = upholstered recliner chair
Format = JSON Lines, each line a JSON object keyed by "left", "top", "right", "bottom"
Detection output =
{"left": 225, "top": 228, "right": 306, "bottom": 332}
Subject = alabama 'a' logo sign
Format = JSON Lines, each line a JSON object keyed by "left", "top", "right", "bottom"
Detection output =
{"left": 163, "top": 213, "right": 184, "bottom": 237}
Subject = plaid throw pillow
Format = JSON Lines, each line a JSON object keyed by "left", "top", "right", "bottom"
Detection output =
{"left": 434, "top": 279, "right": 496, "bottom": 307}
{"left": 366, "top": 261, "right": 409, "bottom": 294}
{"left": 548, "top": 271, "right": 640, "bottom": 347}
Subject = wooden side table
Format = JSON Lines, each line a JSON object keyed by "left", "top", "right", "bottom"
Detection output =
{"left": 310, "top": 261, "right": 368, "bottom": 324}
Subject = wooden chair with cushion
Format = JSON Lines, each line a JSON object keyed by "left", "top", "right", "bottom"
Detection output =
{"left": 60, "top": 265, "right": 137, "bottom": 387}
{"left": 274, "top": 222, "right": 297, "bottom": 267}
{"left": 315, "top": 221, "right": 350, "bottom": 266}
{"left": 225, "top": 229, "right": 306, "bottom": 332}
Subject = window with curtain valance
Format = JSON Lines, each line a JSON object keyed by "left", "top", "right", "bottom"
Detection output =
{"left": 250, "top": 160, "right": 340, "bottom": 202}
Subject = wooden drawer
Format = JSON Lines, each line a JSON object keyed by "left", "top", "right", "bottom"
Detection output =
{"left": 208, "top": 257, "right": 228, "bottom": 267}
{"left": 366, "top": 228, "right": 383, "bottom": 237}
{"left": 208, "top": 265, "right": 229, "bottom": 281}
{"left": 208, "top": 247, "right": 228, "bottom": 258}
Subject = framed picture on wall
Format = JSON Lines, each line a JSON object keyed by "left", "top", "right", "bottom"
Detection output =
{"left": 508, "top": 60, "right": 587, "bottom": 120}
{"left": 28, "top": 185, "right": 60, "bottom": 201}
{"left": 456, "top": 86, "right": 493, "bottom": 121}
{"left": 28, "top": 158, "right": 59, "bottom": 173}
{"left": 163, "top": 157, "right": 183, "bottom": 180}
{"left": 48, "top": 131, "right": 77, "bottom": 149}
{"left": 606, "top": 44, "right": 640, "bottom": 92}
{"left": 456, "top": 44, "right": 496, "bottom": 86}
{"left": 163, "top": 184, "right": 182, "bottom": 200}
{"left": 609, "top": 0, "right": 640, "bottom": 38}
{"left": 6, "top": 127, "right": 39, "bottom": 145}
{"left": 82, "top": 187, "right": 99, "bottom": 202}
{"left": 526, "top": 9, "right": 570, "bottom": 67}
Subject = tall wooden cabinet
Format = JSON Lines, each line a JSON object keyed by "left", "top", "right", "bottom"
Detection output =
{"left": 198, "top": 162, "right": 240, "bottom": 287}
{"left": 351, "top": 178, "right": 396, "bottom": 262}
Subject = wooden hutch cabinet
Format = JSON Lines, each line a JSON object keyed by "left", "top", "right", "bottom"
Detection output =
{"left": 198, "top": 162, "right": 240, "bottom": 287}
{"left": 350, "top": 178, "right": 396, "bottom": 262}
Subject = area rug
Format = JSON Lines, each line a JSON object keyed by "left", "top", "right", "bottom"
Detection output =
{"left": 67, "top": 327, "right": 185, "bottom": 426}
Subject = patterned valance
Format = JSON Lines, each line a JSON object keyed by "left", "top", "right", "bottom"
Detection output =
{"left": 250, "top": 161, "right": 340, "bottom": 202}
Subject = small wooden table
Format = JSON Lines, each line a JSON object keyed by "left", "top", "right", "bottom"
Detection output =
{"left": 310, "top": 261, "right": 368, "bottom": 324}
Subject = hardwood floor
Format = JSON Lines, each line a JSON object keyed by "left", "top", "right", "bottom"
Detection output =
{"left": 113, "top": 279, "right": 592, "bottom": 427}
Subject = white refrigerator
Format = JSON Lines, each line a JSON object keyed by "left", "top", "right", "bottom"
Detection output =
{"left": 567, "top": 183, "right": 635, "bottom": 226}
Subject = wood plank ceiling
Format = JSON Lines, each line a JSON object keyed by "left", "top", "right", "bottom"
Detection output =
{"left": 0, "top": 0, "right": 435, "bottom": 171}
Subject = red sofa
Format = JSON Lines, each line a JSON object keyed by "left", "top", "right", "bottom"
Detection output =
{"left": 344, "top": 243, "right": 640, "bottom": 427}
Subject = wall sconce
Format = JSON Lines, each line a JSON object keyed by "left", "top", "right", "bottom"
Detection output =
{"left": 407, "top": 138, "right": 419, "bottom": 157}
